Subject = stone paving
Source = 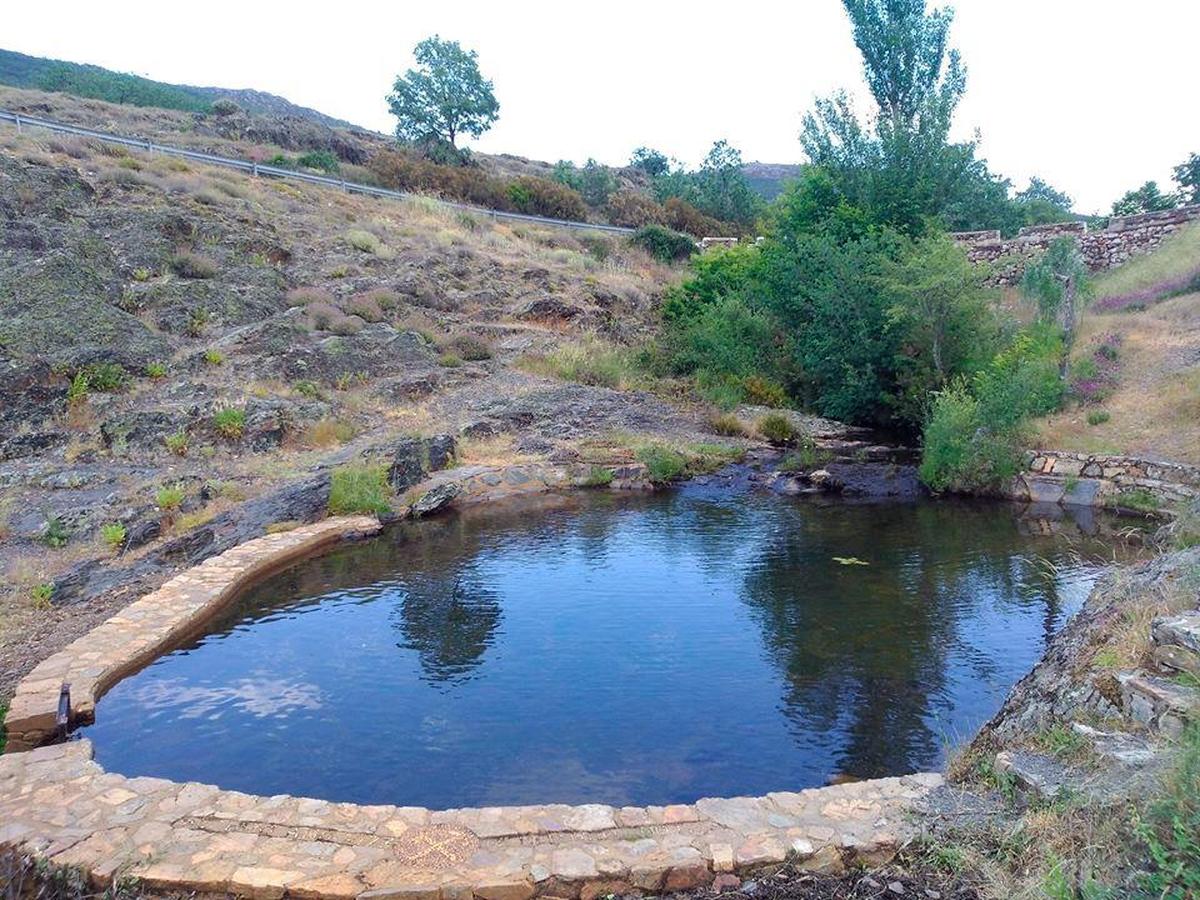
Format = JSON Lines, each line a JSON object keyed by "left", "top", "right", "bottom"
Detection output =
{"left": 0, "top": 741, "right": 942, "bottom": 898}
{"left": 1, "top": 508, "right": 944, "bottom": 898}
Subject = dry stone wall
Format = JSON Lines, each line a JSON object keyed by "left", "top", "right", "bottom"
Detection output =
{"left": 954, "top": 205, "right": 1200, "bottom": 284}
{"left": 1006, "top": 450, "right": 1200, "bottom": 510}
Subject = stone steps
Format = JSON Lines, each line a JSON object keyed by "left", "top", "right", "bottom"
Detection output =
{"left": 1115, "top": 671, "right": 1199, "bottom": 739}
{"left": 992, "top": 747, "right": 1157, "bottom": 805}
{"left": 1150, "top": 610, "right": 1200, "bottom": 677}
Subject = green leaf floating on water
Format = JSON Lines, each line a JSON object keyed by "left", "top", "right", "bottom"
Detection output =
{"left": 832, "top": 556, "right": 870, "bottom": 566}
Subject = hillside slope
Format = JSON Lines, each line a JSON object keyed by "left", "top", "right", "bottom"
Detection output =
{"left": 0, "top": 105, "right": 749, "bottom": 698}
{"left": 1035, "top": 223, "right": 1200, "bottom": 464}
{"left": 0, "top": 47, "right": 360, "bottom": 128}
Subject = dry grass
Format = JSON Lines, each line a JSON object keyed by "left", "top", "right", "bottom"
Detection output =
{"left": 1034, "top": 291, "right": 1200, "bottom": 463}
{"left": 1092, "top": 221, "right": 1200, "bottom": 302}
{"left": 455, "top": 434, "right": 536, "bottom": 466}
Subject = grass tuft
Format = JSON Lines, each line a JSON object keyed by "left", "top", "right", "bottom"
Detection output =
{"left": 328, "top": 464, "right": 391, "bottom": 516}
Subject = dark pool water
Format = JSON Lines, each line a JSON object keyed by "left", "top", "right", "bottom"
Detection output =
{"left": 84, "top": 485, "right": 1138, "bottom": 808}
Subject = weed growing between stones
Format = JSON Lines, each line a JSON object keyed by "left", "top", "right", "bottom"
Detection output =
{"left": 212, "top": 406, "right": 246, "bottom": 440}
{"left": 98, "top": 522, "right": 126, "bottom": 552}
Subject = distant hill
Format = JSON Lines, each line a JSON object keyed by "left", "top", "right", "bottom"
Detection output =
{"left": 742, "top": 162, "right": 804, "bottom": 201}
{"left": 0, "top": 48, "right": 361, "bottom": 130}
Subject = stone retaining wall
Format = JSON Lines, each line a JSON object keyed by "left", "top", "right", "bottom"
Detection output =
{"left": 953, "top": 205, "right": 1200, "bottom": 284}
{"left": 1007, "top": 450, "right": 1200, "bottom": 510}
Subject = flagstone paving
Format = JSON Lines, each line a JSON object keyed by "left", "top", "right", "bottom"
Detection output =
{"left": 0, "top": 741, "right": 942, "bottom": 898}
{"left": 1, "top": 510, "right": 944, "bottom": 897}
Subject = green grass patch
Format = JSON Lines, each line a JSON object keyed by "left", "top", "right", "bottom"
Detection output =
{"left": 1135, "top": 724, "right": 1200, "bottom": 897}
{"left": 155, "top": 484, "right": 186, "bottom": 511}
{"left": 582, "top": 466, "right": 615, "bottom": 487}
{"left": 328, "top": 464, "right": 391, "bottom": 516}
{"left": 1111, "top": 489, "right": 1162, "bottom": 514}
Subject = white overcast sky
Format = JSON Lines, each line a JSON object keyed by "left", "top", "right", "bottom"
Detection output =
{"left": 5, "top": 1, "right": 1197, "bottom": 213}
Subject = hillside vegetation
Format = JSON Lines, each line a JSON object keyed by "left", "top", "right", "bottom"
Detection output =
{"left": 1035, "top": 223, "right": 1200, "bottom": 463}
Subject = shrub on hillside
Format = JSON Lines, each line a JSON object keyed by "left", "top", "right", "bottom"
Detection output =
{"left": 442, "top": 333, "right": 493, "bottom": 361}
{"left": 630, "top": 225, "right": 696, "bottom": 263}
{"left": 606, "top": 190, "right": 667, "bottom": 228}
{"left": 345, "top": 295, "right": 385, "bottom": 323}
{"left": 169, "top": 251, "right": 218, "bottom": 279}
{"left": 664, "top": 197, "right": 731, "bottom": 237}
{"left": 296, "top": 151, "right": 340, "bottom": 174}
{"left": 506, "top": 176, "right": 589, "bottom": 221}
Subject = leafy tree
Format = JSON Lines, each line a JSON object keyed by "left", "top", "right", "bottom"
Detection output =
{"left": 801, "top": 0, "right": 1027, "bottom": 236}
{"left": 1112, "top": 181, "right": 1178, "bottom": 217}
{"left": 1016, "top": 177, "right": 1073, "bottom": 211}
{"left": 881, "top": 236, "right": 992, "bottom": 384}
{"left": 692, "top": 141, "right": 762, "bottom": 226}
{"left": 387, "top": 36, "right": 499, "bottom": 157}
{"left": 630, "top": 147, "right": 670, "bottom": 177}
{"left": 1020, "top": 237, "right": 1089, "bottom": 362}
{"left": 1173, "top": 152, "right": 1200, "bottom": 205}
{"left": 840, "top": 0, "right": 965, "bottom": 132}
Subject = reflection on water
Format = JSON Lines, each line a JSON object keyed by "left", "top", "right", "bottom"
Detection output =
{"left": 84, "top": 487, "right": 1142, "bottom": 808}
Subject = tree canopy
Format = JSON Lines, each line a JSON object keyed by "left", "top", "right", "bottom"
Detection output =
{"left": 387, "top": 36, "right": 499, "bottom": 155}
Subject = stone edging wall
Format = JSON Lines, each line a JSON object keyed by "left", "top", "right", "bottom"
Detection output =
{"left": 953, "top": 205, "right": 1200, "bottom": 284}
{"left": 1006, "top": 450, "right": 1200, "bottom": 510}
{"left": 3, "top": 515, "right": 381, "bottom": 753}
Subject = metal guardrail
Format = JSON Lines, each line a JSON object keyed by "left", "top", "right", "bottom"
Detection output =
{"left": 0, "top": 109, "right": 637, "bottom": 236}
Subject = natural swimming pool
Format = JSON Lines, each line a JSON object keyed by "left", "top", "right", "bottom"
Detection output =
{"left": 82, "top": 484, "right": 1138, "bottom": 808}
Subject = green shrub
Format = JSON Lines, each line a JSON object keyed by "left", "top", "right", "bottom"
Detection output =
{"left": 81, "top": 362, "right": 127, "bottom": 392}
{"left": 66, "top": 372, "right": 89, "bottom": 406}
{"left": 204, "top": 348, "right": 225, "bottom": 365}
{"left": 630, "top": 224, "right": 697, "bottom": 263}
{"left": 438, "top": 353, "right": 463, "bottom": 368}
{"left": 1087, "top": 409, "right": 1111, "bottom": 426}
{"left": 187, "top": 309, "right": 211, "bottom": 337}
{"left": 293, "top": 380, "right": 322, "bottom": 399}
{"left": 328, "top": 464, "right": 391, "bottom": 516}
{"left": 30, "top": 582, "right": 54, "bottom": 608}
{"left": 164, "top": 430, "right": 188, "bottom": 456}
{"left": 296, "top": 150, "right": 340, "bottom": 173}
{"left": 42, "top": 517, "right": 69, "bottom": 549}
{"left": 131, "top": 266, "right": 153, "bottom": 282}
{"left": 145, "top": 361, "right": 167, "bottom": 379}
{"left": 636, "top": 444, "right": 688, "bottom": 484}
{"left": 919, "top": 380, "right": 1028, "bottom": 493}
{"left": 169, "top": 251, "right": 218, "bottom": 279}
{"left": 99, "top": 522, "right": 126, "bottom": 551}
{"left": 212, "top": 407, "right": 246, "bottom": 440}
{"left": 742, "top": 374, "right": 788, "bottom": 408}
{"left": 757, "top": 413, "right": 797, "bottom": 445}
{"left": 155, "top": 484, "right": 186, "bottom": 510}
